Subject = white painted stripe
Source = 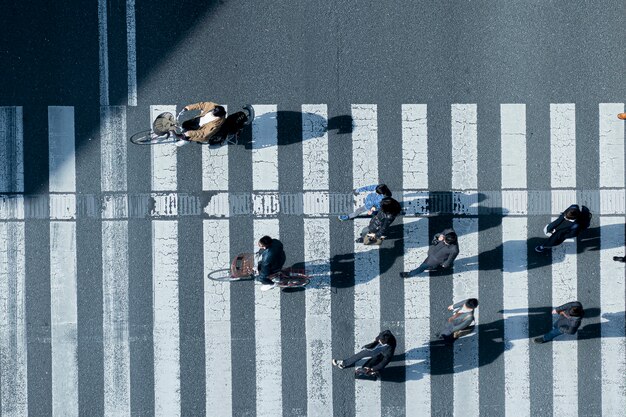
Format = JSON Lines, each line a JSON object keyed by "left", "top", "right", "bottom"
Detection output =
{"left": 98, "top": 0, "right": 109, "bottom": 106}
{"left": 0, "top": 107, "right": 24, "bottom": 192}
{"left": 204, "top": 220, "right": 232, "bottom": 417}
{"left": 202, "top": 105, "right": 228, "bottom": 191}
{"left": 50, "top": 221, "right": 78, "bottom": 417}
{"left": 501, "top": 104, "right": 527, "bottom": 189}
{"left": 402, "top": 216, "right": 430, "bottom": 416}
{"left": 304, "top": 218, "right": 332, "bottom": 417}
{"left": 599, "top": 103, "right": 625, "bottom": 188}
{"left": 126, "top": 0, "right": 137, "bottom": 106}
{"left": 352, "top": 105, "right": 378, "bottom": 189}
{"left": 252, "top": 105, "right": 278, "bottom": 190}
{"left": 402, "top": 104, "right": 428, "bottom": 190}
{"left": 150, "top": 105, "right": 178, "bottom": 191}
{"left": 353, "top": 218, "right": 381, "bottom": 417}
{"left": 102, "top": 221, "right": 130, "bottom": 417}
{"left": 152, "top": 221, "right": 180, "bottom": 417}
{"left": 551, "top": 241, "right": 578, "bottom": 416}
{"left": 302, "top": 105, "right": 329, "bottom": 191}
{"left": 48, "top": 107, "right": 76, "bottom": 193}
{"left": 599, "top": 216, "right": 626, "bottom": 416}
{"left": 452, "top": 218, "right": 479, "bottom": 417}
{"left": 502, "top": 217, "right": 530, "bottom": 417}
{"left": 550, "top": 189, "right": 578, "bottom": 217}
{"left": 254, "top": 219, "right": 282, "bottom": 417}
{"left": 0, "top": 221, "right": 27, "bottom": 417}
{"left": 101, "top": 106, "right": 128, "bottom": 192}
{"left": 451, "top": 104, "right": 478, "bottom": 190}
{"left": 550, "top": 104, "right": 576, "bottom": 188}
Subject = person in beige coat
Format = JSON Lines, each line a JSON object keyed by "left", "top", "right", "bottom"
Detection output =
{"left": 180, "top": 101, "right": 226, "bottom": 143}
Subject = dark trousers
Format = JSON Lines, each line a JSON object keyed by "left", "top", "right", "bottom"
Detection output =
{"left": 406, "top": 262, "right": 432, "bottom": 277}
{"left": 342, "top": 349, "right": 382, "bottom": 368}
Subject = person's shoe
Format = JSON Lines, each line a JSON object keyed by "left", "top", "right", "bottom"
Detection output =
{"left": 260, "top": 283, "right": 276, "bottom": 291}
{"left": 338, "top": 215, "right": 349, "bottom": 221}
{"left": 400, "top": 272, "right": 410, "bottom": 278}
{"left": 533, "top": 337, "right": 545, "bottom": 344}
{"left": 534, "top": 245, "right": 545, "bottom": 253}
{"left": 613, "top": 256, "right": 626, "bottom": 262}
{"left": 332, "top": 359, "right": 345, "bottom": 369}
{"left": 175, "top": 138, "right": 190, "bottom": 147}
{"left": 355, "top": 237, "right": 364, "bottom": 243}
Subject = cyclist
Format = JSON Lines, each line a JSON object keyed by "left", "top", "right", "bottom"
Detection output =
{"left": 255, "top": 235, "right": 286, "bottom": 291}
{"left": 177, "top": 102, "right": 227, "bottom": 146}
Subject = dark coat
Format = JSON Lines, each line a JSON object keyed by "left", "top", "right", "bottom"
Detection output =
{"left": 257, "top": 239, "right": 286, "bottom": 281}
{"left": 361, "top": 330, "right": 397, "bottom": 372}
{"left": 367, "top": 210, "right": 397, "bottom": 238}
{"left": 554, "top": 301, "right": 584, "bottom": 335}
{"left": 545, "top": 205, "right": 592, "bottom": 246}
{"left": 424, "top": 228, "right": 459, "bottom": 268}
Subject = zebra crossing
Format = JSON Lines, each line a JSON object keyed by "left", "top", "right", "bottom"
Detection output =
{"left": 0, "top": 103, "right": 625, "bottom": 416}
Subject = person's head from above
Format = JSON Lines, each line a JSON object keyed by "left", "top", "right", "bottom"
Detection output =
{"left": 444, "top": 231, "right": 458, "bottom": 245}
{"left": 465, "top": 298, "right": 479, "bottom": 309}
{"left": 375, "top": 184, "right": 392, "bottom": 197}
{"left": 258, "top": 235, "right": 273, "bottom": 249}
{"left": 568, "top": 306, "right": 583, "bottom": 317}
{"left": 564, "top": 206, "right": 580, "bottom": 220}
{"left": 377, "top": 330, "right": 394, "bottom": 345}
{"left": 212, "top": 105, "right": 226, "bottom": 118}
{"left": 380, "top": 197, "right": 402, "bottom": 216}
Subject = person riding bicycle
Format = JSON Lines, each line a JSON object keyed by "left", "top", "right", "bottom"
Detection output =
{"left": 178, "top": 102, "right": 227, "bottom": 145}
{"left": 256, "top": 235, "right": 286, "bottom": 291}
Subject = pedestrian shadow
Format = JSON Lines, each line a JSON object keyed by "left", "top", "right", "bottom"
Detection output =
{"left": 237, "top": 110, "right": 353, "bottom": 149}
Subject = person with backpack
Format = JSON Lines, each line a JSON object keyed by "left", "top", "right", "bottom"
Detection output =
{"left": 176, "top": 102, "right": 254, "bottom": 146}
{"left": 400, "top": 228, "right": 459, "bottom": 277}
{"left": 534, "top": 301, "right": 584, "bottom": 343}
{"left": 339, "top": 184, "right": 392, "bottom": 221}
{"left": 355, "top": 197, "right": 402, "bottom": 244}
{"left": 332, "top": 330, "right": 396, "bottom": 380}
{"left": 535, "top": 204, "right": 591, "bottom": 253}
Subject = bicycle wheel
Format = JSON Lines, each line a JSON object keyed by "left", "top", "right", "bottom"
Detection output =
{"left": 130, "top": 130, "right": 176, "bottom": 145}
{"left": 207, "top": 268, "right": 237, "bottom": 282}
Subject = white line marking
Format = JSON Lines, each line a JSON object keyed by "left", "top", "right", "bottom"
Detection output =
{"left": 403, "top": 216, "right": 430, "bottom": 416}
{"left": 0, "top": 221, "right": 27, "bottom": 417}
{"left": 551, "top": 240, "right": 578, "bottom": 416}
{"left": 101, "top": 106, "right": 128, "bottom": 192}
{"left": 502, "top": 217, "right": 530, "bottom": 417}
{"left": 402, "top": 104, "right": 428, "bottom": 190}
{"left": 150, "top": 105, "right": 178, "bottom": 192}
{"left": 304, "top": 218, "right": 332, "bottom": 417}
{"left": 204, "top": 220, "right": 232, "bottom": 417}
{"left": 452, "top": 218, "right": 479, "bottom": 417}
{"left": 501, "top": 104, "right": 526, "bottom": 189}
{"left": 252, "top": 105, "right": 278, "bottom": 190}
{"left": 352, "top": 104, "right": 378, "bottom": 190}
{"left": 550, "top": 104, "right": 576, "bottom": 189}
{"left": 202, "top": 105, "right": 228, "bottom": 191}
{"left": 48, "top": 107, "right": 76, "bottom": 194}
{"left": 50, "top": 221, "right": 78, "bottom": 417}
{"left": 451, "top": 104, "right": 478, "bottom": 191}
{"left": 0, "top": 107, "right": 24, "bottom": 192}
{"left": 302, "top": 105, "right": 329, "bottom": 191}
{"left": 126, "top": 0, "right": 137, "bottom": 106}
{"left": 599, "top": 103, "right": 625, "bottom": 189}
{"left": 353, "top": 218, "right": 381, "bottom": 417}
{"left": 98, "top": 0, "right": 109, "bottom": 106}
{"left": 152, "top": 221, "right": 180, "bottom": 417}
{"left": 254, "top": 219, "right": 282, "bottom": 417}
{"left": 600, "top": 216, "right": 626, "bottom": 416}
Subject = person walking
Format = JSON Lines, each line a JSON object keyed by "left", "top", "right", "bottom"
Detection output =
{"left": 400, "top": 228, "right": 459, "bottom": 277}
{"left": 332, "top": 330, "right": 396, "bottom": 379}
{"left": 534, "top": 301, "right": 584, "bottom": 343}
{"left": 355, "top": 197, "right": 402, "bottom": 244}
{"left": 535, "top": 204, "right": 591, "bottom": 253}
{"left": 436, "top": 298, "right": 478, "bottom": 342}
{"left": 255, "top": 235, "right": 286, "bottom": 291}
{"left": 339, "top": 184, "right": 392, "bottom": 221}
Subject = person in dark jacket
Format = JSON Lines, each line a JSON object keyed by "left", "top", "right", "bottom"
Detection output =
{"left": 332, "top": 330, "right": 396, "bottom": 379}
{"left": 437, "top": 298, "right": 478, "bottom": 342}
{"left": 355, "top": 197, "right": 402, "bottom": 244}
{"left": 534, "top": 301, "right": 584, "bottom": 343}
{"left": 400, "top": 228, "right": 459, "bottom": 277}
{"left": 255, "top": 235, "right": 286, "bottom": 291}
{"left": 338, "top": 184, "right": 392, "bottom": 221}
{"left": 535, "top": 204, "right": 591, "bottom": 253}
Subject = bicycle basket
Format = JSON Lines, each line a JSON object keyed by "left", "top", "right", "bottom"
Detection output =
{"left": 231, "top": 253, "right": 255, "bottom": 278}
{"left": 152, "top": 112, "right": 177, "bottom": 135}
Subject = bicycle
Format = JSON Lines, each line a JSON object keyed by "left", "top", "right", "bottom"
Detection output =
{"left": 207, "top": 252, "right": 310, "bottom": 290}
{"left": 130, "top": 105, "right": 255, "bottom": 145}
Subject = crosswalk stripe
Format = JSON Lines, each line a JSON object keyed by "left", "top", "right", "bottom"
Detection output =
{"left": 252, "top": 105, "right": 278, "bottom": 191}
{"left": 100, "top": 106, "right": 131, "bottom": 417}
{"left": 451, "top": 104, "right": 478, "bottom": 191}
{"left": 0, "top": 106, "right": 27, "bottom": 417}
{"left": 48, "top": 106, "right": 78, "bottom": 417}
{"left": 202, "top": 105, "right": 229, "bottom": 191}
{"left": 302, "top": 105, "right": 333, "bottom": 417}
{"left": 402, "top": 104, "right": 428, "bottom": 190}
{"left": 150, "top": 105, "right": 181, "bottom": 416}
{"left": 501, "top": 104, "right": 530, "bottom": 417}
{"left": 550, "top": 104, "right": 577, "bottom": 215}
